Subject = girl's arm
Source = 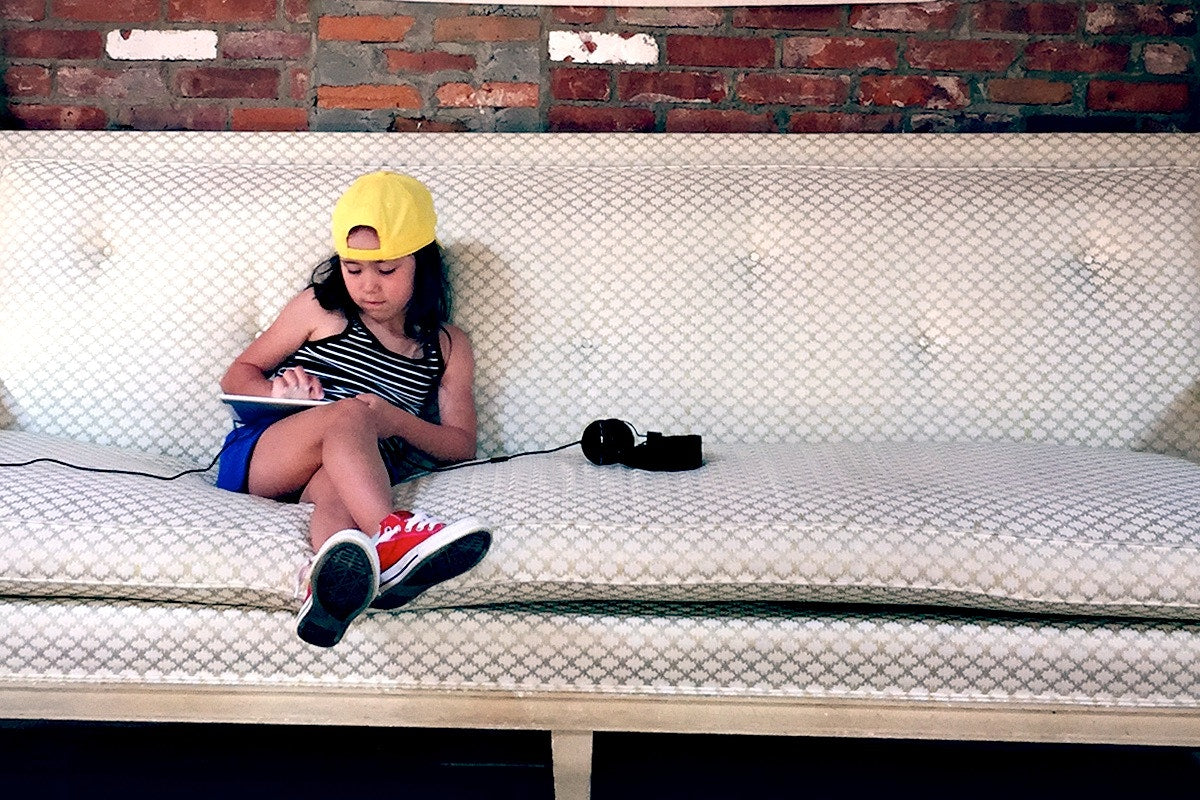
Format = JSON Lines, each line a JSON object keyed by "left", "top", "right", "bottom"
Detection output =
{"left": 219, "top": 289, "right": 332, "bottom": 399}
{"left": 357, "top": 324, "right": 478, "bottom": 463}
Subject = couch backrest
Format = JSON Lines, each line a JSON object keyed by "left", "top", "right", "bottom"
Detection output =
{"left": 2, "top": 133, "right": 1199, "bottom": 464}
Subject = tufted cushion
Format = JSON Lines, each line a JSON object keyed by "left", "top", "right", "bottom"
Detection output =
{"left": 5, "top": 430, "right": 1200, "bottom": 622}
{"left": 2, "top": 157, "right": 1200, "bottom": 465}
{"left": 394, "top": 439, "right": 1200, "bottom": 619}
{"left": 0, "top": 430, "right": 309, "bottom": 609}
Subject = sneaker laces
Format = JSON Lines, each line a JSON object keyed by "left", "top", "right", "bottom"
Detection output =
{"left": 378, "top": 510, "right": 442, "bottom": 542}
{"left": 294, "top": 556, "right": 314, "bottom": 601}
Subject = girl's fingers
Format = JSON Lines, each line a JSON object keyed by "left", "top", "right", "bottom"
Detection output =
{"left": 269, "top": 373, "right": 288, "bottom": 398}
{"left": 291, "top": 367, "right": 324, "bottom": 399}
{"left": 270, "top": 367, "right": 322, "bottom": 399}
{"left": 293, "top": 368, "right": 320, "bottom": 399}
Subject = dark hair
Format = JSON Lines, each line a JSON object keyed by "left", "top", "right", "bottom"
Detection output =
{"left": 310, "top": 240, "right": 451, "bottom": 344}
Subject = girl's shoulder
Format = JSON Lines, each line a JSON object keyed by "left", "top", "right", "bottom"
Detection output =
{"left": 437, "top": 323, "right": 474, "bottom": 370}
{"left": 283, "top": 287, "right": 347, "bottom": 340}
{"left": 439, "top": 322, "right": 469, "bottom": 343}
{"left": 438, "top": 322, "right": 470, "bottom": 353}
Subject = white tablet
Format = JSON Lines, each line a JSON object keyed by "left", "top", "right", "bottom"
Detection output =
{"left": 219, "top": 393, "right": 330, "bottom": 425}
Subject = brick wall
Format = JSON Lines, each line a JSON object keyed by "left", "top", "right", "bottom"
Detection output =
{"left": 3, "top": 1, "right": 1197, "bottom": 132}
{"left": 1, "top": 0, "right": 312, "bottom": 129}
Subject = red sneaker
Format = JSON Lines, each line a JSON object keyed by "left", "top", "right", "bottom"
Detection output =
{"left": 296, "top": 529, "right": 379, "bottom": 647}
{"left": 372, "top": 510, "right": 491, "bottom": 610}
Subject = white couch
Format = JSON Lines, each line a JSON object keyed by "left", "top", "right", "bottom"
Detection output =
{"left": 2, "top": 131, "right": 1199, "bottom": 797}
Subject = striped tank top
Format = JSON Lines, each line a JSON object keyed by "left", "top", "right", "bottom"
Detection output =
{"left": 273, "top": 314, "right": 445, "bottom": 481}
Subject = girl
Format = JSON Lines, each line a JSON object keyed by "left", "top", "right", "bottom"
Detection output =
{"left": 217, "top": 171, "right": 491, "bottom": 648}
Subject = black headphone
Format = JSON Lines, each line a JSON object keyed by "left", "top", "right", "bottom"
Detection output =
{"left": 581, "top": 419, "right": 703, "bottom": 472}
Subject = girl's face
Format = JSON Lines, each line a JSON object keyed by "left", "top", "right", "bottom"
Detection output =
{"left": 341, "top": 227, "right": 416, "bottom": 324}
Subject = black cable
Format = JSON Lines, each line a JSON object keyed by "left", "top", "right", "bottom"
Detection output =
{"left": 0, "top": 443, "right": 229, "bottom": 481}
{"left": 398, "top": 439, "right": 583, "bottom": 480}
{"left": 0, "top": 438, "right": 584, "bottom": 483}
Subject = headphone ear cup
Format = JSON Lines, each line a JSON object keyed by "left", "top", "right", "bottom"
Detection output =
{"left": 582, "top": 419, "right": 635, "bottom": 465}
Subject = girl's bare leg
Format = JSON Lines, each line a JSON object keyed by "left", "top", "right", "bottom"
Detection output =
{"left": 247, "top": 399, "right": 392, "bottom": 548}
{"left": 299, "top": 468, "right": 360, "bottom": 550}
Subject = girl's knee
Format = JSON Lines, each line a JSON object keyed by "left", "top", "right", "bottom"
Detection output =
{"left": 324, "top": 396, "right": 376, "bottom": 434}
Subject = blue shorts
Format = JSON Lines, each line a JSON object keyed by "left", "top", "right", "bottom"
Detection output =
{"left": 215, "top": 419, "right": 277, "bottom": 493}
{"left": 215, "top": 418, "right": 423, "bottom": 494}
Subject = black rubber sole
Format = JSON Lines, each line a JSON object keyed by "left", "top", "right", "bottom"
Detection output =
{"left": 372, "top": 530, "right": 492, "bottom": 611}
{"left": 297, "top": 540, "right": 376, "bottom": 647}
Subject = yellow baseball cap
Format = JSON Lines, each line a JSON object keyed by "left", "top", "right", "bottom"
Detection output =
{"left": 331, "top": 171, "right": 437, "bottom": 261}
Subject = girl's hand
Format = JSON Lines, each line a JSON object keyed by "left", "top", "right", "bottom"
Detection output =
{"left": 271, "top": 367, "right": 324, "bottom": 400}
{"left": 350, "top": 393, "right": 399, "bottom": 429}
{"left": 351, "top": 393, "right": 389, "bottom": 413}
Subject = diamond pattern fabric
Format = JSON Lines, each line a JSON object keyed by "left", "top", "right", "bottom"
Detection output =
{"left": 394, "top": 440, "right": 1200, "bottom": 618}
{"left": 4, "top": 429, "right": 1200, "bottom": 620}
{"left": 2, "top": 147, "right": 1199, "bottom": 463}
{"left": 4, "top": 131, "right": 1199, "bottom": 169}
{"left": 2, "top": 599, "right": 1198, "bottom": 710}
{"left": 0, "top": 431, "right": 309, "bottom": 609}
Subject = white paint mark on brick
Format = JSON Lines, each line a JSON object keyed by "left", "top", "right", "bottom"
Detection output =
{"left": 1144, "top": 42, "right": 1191, "bottom": 75}
{"left": 106, "top": 29, "right": 218, "bottom": 61}
{"left": 548, "top": 30, "right": 657, "bottom": 65}
{"left": 1084, "top": 6, "right": 1118, "bottom": 34}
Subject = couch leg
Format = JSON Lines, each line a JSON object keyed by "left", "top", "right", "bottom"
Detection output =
{"left": 551, "top": 729, "right": 593, "bottom": 800}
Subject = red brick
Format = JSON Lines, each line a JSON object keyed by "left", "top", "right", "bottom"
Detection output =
{"left": 906, "top": 38, "right": 1016, "bottom": 71}
{"left": 788, "top": 111, "right": 903, "bottom": 133}
{"left": 618, "top": 71, "right": 726, "bottom": 104}
{"left": 665, "top": 108, "right": 776, "bottom": 133}
{"left": 860, "top": 74, "right": 970, "bottom": 108}
{"left": 433, "top": 16, "right": 541, "bottom": 43}
{"left": 317, "top": 84, "right": 423, "bottom": 110}
{"left": 232, "top": 106, "right": 308, "bottom": 131}
{"left": 176, "top": 67, "right": 278, "bottom": 99}
{"left": 1085, "top": 3, "right": 1196, "bottom": 36}
{"left": 737, "top": 73, "right": 849, "bottom": 105}
{"left": 554, "top": 7, "right": 606, "bottom": 25}
{"left": 4, "top": 65, "right": 51, "bottom": 96}
{"left": 290, "top": 67, "right": 308, "bottom": 101}
{"left": 667, "top": 35, "right": 774, "bottom": 68}
{"left": 1024, "top": 41, "right": 1129, "bottom": 73}
{"left": 735, "top": 6, "right": 843, "bottom": 30}
{"left": 222, "top": 31, "right": 310, "bottom": 60}
{"left": 616, "top": 7, "right": 724, "bottom": 27}
{"left": 58, "top": 66, "right": 167, "bottom": 98}
{"left": 118, "top": 104, "right": 226, "bottom": 130}
{"left": 548, "top": 105, "right": 655, "bottom": 132}
{"left": 10, "top": 104, "right": 107, "bottom": 129}
{"left": 52, "top": 0, "right": 157, "bottom": 22}
{"left": 167, "top": 0, "right": 275, "bottom": 23}
{"left": 3, "top": 29, "right": 103, "bottom": 59}
{"left": 435, "top": 81, "right": 539, "bottom": 108}
{"left": 551, "top": 67, "right": 610, "bottom": 101}
{"left": 1087, "top": 80, "right": 1189, "bottom": 112}
{"left": 972, "top": 2, "right": 1078, "bottom": 34}
{"left": 783, "top": 36, "right": 898, "bottom": 70}
{"left": 390, "top": 116, "right": 471, "bottom": 132}
{"left": 988, "top": 77, "right": 1072, "bottom": 104}
{"left": 851, "top": 1, "right": 960, "bottom": 32}
{"left": 1, "top": 0, "right": 45, "bottom": 21}
{"left": 386, "top": 50, "right": 477, "bottom": 74}
{"left": 284, "top": 0, "right": 308, "bottom": 24}
{"left": 318, "top": 16, "right": 415, "bottom": 43}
